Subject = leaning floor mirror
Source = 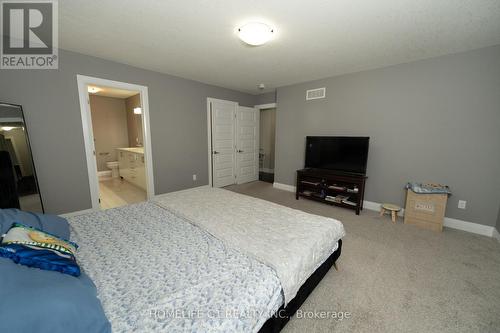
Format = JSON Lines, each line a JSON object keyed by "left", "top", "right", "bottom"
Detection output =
{"left": 0, "top": 102, "right": 44, "bottom": 212}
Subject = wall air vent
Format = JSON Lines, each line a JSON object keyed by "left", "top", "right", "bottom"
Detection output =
{"left": 306, "top": 87, "right": 326, "bottom": 100}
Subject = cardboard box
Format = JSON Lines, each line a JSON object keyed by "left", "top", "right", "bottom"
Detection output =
{"left": 404, "top": 189, "right": 448, "bottom": 232}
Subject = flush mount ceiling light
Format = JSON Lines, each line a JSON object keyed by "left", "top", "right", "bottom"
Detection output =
{"left": 1, "top": 126, "right": 15, "bottom": 131}
{"left": 237, "top": 22, "right": 274, "bottom": 46}
{"left": 133, "top": 107, "right": 142, "bottom": 115}
{"left": 87, "top": 86, "right": 101, "bottom": 94}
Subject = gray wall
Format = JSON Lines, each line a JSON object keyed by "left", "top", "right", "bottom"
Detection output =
{"left": 275, "top": 45, "right": 500, "bottom": 227}
{"left": 0, "top": 49, "right": 257, "bottom": 214}
{"left": 125, "top": 94, "right": 143, "bottom": 147}
{"left": 256, "top": 91, "right": 277, "bottom": 105}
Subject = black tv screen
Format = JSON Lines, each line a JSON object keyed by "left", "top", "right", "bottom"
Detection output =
{"left": 305, "top": 136, "right": 369, "bottom": 174}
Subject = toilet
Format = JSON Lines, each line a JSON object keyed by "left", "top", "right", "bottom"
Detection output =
{"left": 106, "top": 161, "right": 120, "bottom": 178}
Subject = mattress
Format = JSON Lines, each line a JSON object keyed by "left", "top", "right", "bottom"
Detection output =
{"left": 68, "top": 202, "right": 283, "bottom": 333}
{"left": 154, "top": 187, "right": 346, "bottom": 304}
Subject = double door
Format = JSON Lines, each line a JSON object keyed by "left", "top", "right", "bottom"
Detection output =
{"left": 209, "top": 99, "right": 259, "bottom": 187}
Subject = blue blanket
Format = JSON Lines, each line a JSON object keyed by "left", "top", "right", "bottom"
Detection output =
{"left": 0, "top": 208, "right": 110, "bottom": 333}
{"left": 0, "top": 258, "right": 111, "bottom": 333}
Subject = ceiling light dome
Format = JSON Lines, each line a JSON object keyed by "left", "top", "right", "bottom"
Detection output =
{"left": 238, "top": 22, "right": 274, "bottom": 46}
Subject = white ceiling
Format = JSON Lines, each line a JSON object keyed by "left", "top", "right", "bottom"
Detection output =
{"left": 60, "top": 0, "right": 500, "bottom": 94}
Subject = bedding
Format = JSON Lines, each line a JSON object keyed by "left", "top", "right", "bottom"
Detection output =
{"left": 0, "top": 222, "right": 80, "bottom": 276}
{"left": 0, "top": 257, "right": 110, "bottom": 333}
{"left": 0, "top": 208, "right": 70, "bottom": 239}
{"left": 68, "top": 202, "right": 284, "bottom": 333}
{"left": 154, "top": 187, "right": 346, "bottom": 304}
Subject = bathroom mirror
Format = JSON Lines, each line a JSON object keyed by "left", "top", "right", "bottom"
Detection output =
{"left": 0, "top": 102, "right": 44, "bottom": 212}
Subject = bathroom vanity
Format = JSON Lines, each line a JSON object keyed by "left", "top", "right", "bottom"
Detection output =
{"left": 117, "top": 147, "right": 146, "bottom": 190}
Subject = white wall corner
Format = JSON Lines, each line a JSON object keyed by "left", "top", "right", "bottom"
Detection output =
{"left": 492, "top": 227, "right": 500, "bottom": 242}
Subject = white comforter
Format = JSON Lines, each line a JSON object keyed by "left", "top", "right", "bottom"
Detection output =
{"left": 154, "top": 187, "right": 346, "bottom": 304}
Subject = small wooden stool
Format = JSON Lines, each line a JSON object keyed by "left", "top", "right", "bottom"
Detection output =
{"left": 380, "top": 203, "right": 401, "bottom": 223}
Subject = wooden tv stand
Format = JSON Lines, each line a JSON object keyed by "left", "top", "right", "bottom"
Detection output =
{"left": 296, "top": 168, "right": 367, "bottom": 215}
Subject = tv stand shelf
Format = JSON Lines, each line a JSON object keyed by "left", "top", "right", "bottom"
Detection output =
{"left": 296, "top": 168, "right": 367, "bottom": 215}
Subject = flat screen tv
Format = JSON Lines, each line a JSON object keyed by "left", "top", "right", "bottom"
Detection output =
{"left": 305, "top": 136, "right": 369, "bottom": 175}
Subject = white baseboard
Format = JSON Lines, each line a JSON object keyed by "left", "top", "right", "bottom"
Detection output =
{"left": 154, "top": 185, "right": 210, "bottom": 200}
{"left": 273, "top": 182, "right": 296, "bottom": 192}
{"left": 60, "top": 185, "right": 211, "bottom": 218}
{"left": 60, "top": 208, "right": 97, "bottom": 218}
{"left": 363, "top": 200, "right": 405, "bottom": 217}
{"left": 493, "top": 228, "right": 500, "bottom": 242}
{"left": 442, "top": 217, "right": 494, "bottom": 237}
{"left": 271, "top": 182, "right": 494, "bottom": 238}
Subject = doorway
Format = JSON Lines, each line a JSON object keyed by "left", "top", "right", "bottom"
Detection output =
{"left": 255, "top": 103, "right": 276, "bottom": 183}
{"left": 77, "top": 75, "right": 154, "bottom": 210}
{"left": 207, "top": 98, "right": 259, "bottom": 187}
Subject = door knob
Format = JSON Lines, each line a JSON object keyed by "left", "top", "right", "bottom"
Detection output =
{"left": 237, "top": 150, "right": 244, "bottom": 153}
{"left": 213, "top": 151, "right": 220, "bottom": 154}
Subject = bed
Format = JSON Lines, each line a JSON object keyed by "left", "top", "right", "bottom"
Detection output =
{"left": 1, "top": 188, "right": 345, "bottom": 333}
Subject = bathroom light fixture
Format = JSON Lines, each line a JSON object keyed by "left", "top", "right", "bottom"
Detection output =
{"left": 237, "top": 22, "right": 274, "bottom": 46}
{"left": 1, "top": 126, "right": 15, "bottom": 131}
{"left": 87, "top": 86, "right": 101, "bottom": 94}
{"left": 133, "top": 107, "right": 142, "bottom": 115}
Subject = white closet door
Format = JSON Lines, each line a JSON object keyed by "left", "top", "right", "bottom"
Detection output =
{"left": 210, "top": 100, "right": 237, "bottom": 187}
{"left": 236, "top": 106, "right": 259, "bottom": 184}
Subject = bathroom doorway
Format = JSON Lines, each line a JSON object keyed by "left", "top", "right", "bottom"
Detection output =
{"left": 255, "top": 103, "right": 276, "bottom": 183}
{"left": 77, "top": 75, "right": 154, "bottom": 210}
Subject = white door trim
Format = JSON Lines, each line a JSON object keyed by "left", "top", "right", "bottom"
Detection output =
{"left": 254, "top": 102, "right": 276, "bottom": 110}
{"left": 76, "top": 74, "right": 155, "bottom": 210}
{"left": 206, "top": 98, "right": 212, "bottom": 187}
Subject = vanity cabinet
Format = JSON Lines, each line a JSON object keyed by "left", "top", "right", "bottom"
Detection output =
{"left": 117, "top": 148, "right": 146, "bottom": 190}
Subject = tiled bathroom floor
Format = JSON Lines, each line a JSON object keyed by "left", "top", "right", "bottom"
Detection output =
{"left": 99, "top": 177, "right": 147, "bottom": 209}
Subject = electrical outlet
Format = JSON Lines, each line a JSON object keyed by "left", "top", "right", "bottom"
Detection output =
{"left": 458, "top": 200, "right": 467, "bottom": 209}
{"left": 192, "top": 174, "right": 197, "bottom": 181}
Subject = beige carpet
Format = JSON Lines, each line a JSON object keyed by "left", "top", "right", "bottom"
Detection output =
{"left": 225, "top": 181, "right": 500, "bottom": 333}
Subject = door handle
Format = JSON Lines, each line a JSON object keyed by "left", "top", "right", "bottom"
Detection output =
{"left": 237, "top": 150, "right": 244, "bottom": 153}
{"left": 213, "top": 151, "right": 220, "bottom": 155}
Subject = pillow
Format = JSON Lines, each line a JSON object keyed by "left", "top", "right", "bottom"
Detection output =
{"left": 0, "top": 223, "right": 80, "bottom": 277}
{"left": 0, "top": 208, "right": 70, "bottom": 239}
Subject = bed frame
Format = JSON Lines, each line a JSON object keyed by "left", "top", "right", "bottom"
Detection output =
{"left": 258, "top": 239, "right": 343, "bottom": 333}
